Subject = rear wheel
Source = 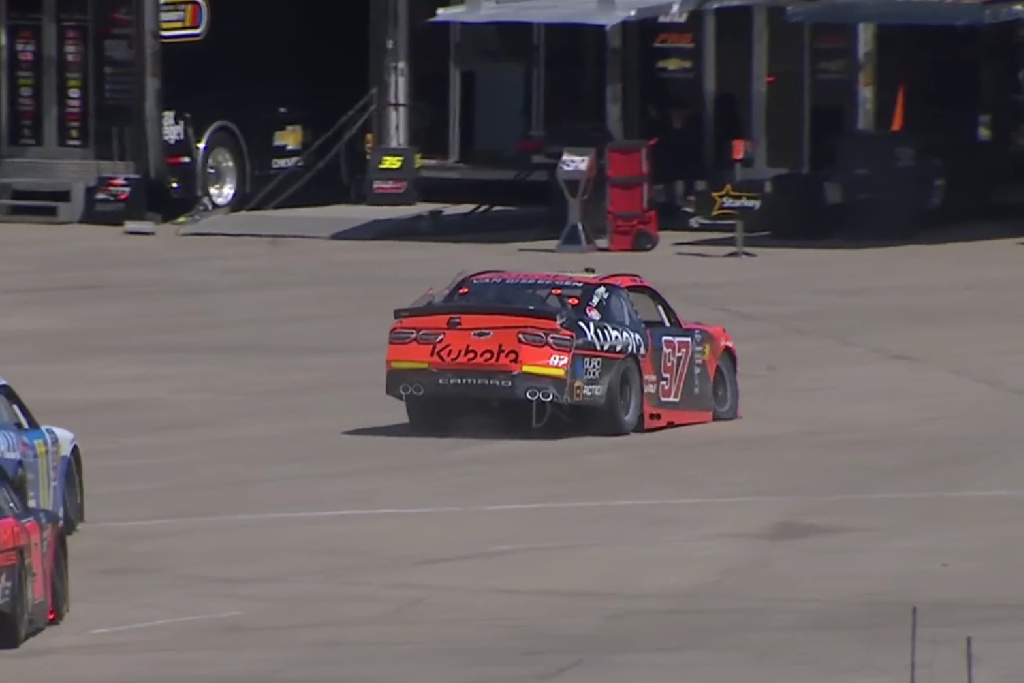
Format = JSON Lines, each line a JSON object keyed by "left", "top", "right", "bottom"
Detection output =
{"left": 202, "top": 131, "right": 246, "bottom": 211}
{"left": 62, "top": 456, "right": 82, "bottom": 535}
{"left": 405, "top": 397, "right": 454, "bottom": 436}
{"left": 712, "top": 352, "right": 739, "bottom": 420}
{"left": 593, "top": 359, "right": 643, "bottom": 436}
{"left": 49, "top": 536, "right": 69, "bottom": 625}
{"left": 0, "top": 556, "right": 29, "bottom": 649}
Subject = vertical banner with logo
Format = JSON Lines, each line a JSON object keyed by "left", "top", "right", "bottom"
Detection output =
{"left": 647, "top": 15, "right": 702, "bottom": 106}
{"left": 5, "top": 9, "right": 44, "bottom": 147}
{"left": 91, "top": 0, "right": 139, "bottom": 159}
{"left": 57, "top": 20, "right": 89, "bottom": 147}
{"left": 810, "top": 26, "right": 854, "bottom": 87}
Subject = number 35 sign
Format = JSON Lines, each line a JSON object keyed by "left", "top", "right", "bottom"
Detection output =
{"left": 365, "top": 146, "right": 419, "bottom": 206}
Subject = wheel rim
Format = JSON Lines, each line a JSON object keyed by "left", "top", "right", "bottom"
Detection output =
{"left": 205, "top": 147, "right": 238, "bottom": 207}
{"left": 713, "top": 368, "right": 732, "bottom": 413}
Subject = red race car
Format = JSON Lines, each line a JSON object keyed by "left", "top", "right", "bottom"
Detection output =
{"left": 0, "top": 467, "right": 69, "bottom": 649}
{"left": 385, "top": 269, "right": 739, "bottom": 435}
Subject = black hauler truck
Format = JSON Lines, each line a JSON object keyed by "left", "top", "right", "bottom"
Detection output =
{"left": 0, "top": 0, "right": 371, "bottom": 223}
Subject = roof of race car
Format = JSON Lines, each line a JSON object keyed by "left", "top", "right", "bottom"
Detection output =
{"left": 466, "top": 269, "right": 646, "bottom": 286}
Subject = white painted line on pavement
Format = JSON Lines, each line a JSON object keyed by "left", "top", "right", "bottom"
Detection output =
{"left": 90, "top": 489, "right": 1024, "bottom": 529}
{"left": 89, "top": 611, "right": 243, "bottom": 635}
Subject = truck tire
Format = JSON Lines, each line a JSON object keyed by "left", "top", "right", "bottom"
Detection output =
{"left": 202, "top": 130, "right": 247, "bottom": 211}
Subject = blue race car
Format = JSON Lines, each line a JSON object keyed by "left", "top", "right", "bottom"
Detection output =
{"left": 0, "top": 378, "right": 84, "bottom": 535}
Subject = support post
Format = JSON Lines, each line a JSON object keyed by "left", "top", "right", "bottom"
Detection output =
{"left": 532, "top": 24, "right": 545, "bottom": 135}
{"left": 384, "top": 0, "right": 410, "bottom": 148}
{"left": 751, "top": 5, "right": 768, "bottom": 172}
{"left": 605, "top": 24, "right": 624, "bottom": 141}
{"left": 448, "top": 23, "right": 461, "bottom": 161}
{"left": 856, "top": 23, "right": 876, "bottom": 132}
{"left": 703, "top": 9, "right": 717, "bottom": 169}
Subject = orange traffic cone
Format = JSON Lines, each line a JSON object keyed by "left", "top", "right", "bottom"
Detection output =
{"left": 890, "top": 84, "right": 905, "bottom": 132}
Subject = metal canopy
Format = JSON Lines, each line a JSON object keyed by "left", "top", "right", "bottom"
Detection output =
{"left": 786, "top": 0, "right": 1024, "bottom": 25}
{"left": 429, "top": 0, "right": 692, "bottom": 26}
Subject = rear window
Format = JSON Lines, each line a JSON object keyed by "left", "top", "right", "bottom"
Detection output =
{"left": 446, "top": 276, "right": 616, "bottom": 321}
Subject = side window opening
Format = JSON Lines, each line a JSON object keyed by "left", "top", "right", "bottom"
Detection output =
{"left": 628, "top": 289, "right": 673, "bottom": 328}
{"left": 604, "top": 289, "right": 641, "bottom": 328}
{"left": 1, "top": 388, "right": 36, "bottom": 429}
{"left": 0, "top": 481, "right": 22, "bottom": 515}
{"left": 0, "top": 397, "right": 22, "bottom": 430}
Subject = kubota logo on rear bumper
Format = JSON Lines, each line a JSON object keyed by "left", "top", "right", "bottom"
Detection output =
{"left": 430, "top": 343, "right": 521, "bottom": 364}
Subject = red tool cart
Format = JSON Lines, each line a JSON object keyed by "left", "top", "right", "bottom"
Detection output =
{"left": 605, "top": 140, "right": 659, "bottom": 252}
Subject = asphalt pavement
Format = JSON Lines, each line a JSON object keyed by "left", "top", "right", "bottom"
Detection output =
{"left": 1, "top": 223, "right": 1023, "bottom": 682}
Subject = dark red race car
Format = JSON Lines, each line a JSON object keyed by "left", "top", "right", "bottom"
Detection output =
{"left": 0, "top": 467, "right": 69, "bottom": 649}
{"left": 385, "top": 269, "right": 739, "bottom": 435}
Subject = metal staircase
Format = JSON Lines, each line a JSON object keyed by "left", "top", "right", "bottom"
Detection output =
{"left": 0, "top": 159, "right": 135, "bottom": 224}
{"left": 241, "top": 88, "right": 377, "bottom": 212}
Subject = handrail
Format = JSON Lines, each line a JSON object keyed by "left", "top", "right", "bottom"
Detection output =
{"left": 264, "top": 103, "right": 375, "bottom": 210}
{"left": 241, "top": 87, "right": 377, "bottom": 212}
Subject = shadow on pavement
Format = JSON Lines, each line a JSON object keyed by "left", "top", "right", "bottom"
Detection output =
{"left": 175, "top": 204, "right": 558, "bottom": 244}
{"left": 673, "top": 217, "right": 1024, "bottom": 252}
{"left": 329, "top": 206, "right": 556, "bottom": 244}
{"left": 343, "top": 420, "right": 579, "bottom": 441}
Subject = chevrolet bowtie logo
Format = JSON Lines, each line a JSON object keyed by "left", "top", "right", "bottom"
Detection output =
{"left": 656, "top": 58, "right": 692, "bottom": 71}
{"left": 273, "top": 125, "right": 303, "bottom": 151}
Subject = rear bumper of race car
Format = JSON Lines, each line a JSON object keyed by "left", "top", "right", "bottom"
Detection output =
{"left": 386, "top": 368, "right": 572, "bottom": 403}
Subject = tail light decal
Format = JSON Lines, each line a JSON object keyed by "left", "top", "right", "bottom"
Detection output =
{"left": 417, "top": 331, "right": 445, "bottom": 344}
{"left": 389, "top": 328, "right": 416, "bottom": 344}
{"left": 518, "top": 330, "right": 547, "bottom": 347}
{"left": 547, "top": 333, "right": 575, "bottom": 351}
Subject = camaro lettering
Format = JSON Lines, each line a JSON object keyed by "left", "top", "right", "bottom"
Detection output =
{"left": 438, "top": 377, "right": 513, "bottom": 387}
{"left": 576, "top": 321, "right": 647, "bottom": 356}
{"left": 430, "top": 343, "right": 521, "bottom": 364}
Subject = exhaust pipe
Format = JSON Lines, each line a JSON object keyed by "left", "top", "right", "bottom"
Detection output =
{"left": 399, "top": 384, "right": 413, "bottom": 397}
{"left": 411, "top": 384, "right": 424, "bottom": 396}
{"left": 525, "top": 388, "right": 540, "bottom": 401}
{"left": 539, "top": 390, "right": 553, "bottom": 402}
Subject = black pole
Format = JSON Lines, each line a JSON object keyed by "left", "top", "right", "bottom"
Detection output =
{"left": 966, "top": 636, "right": 973, "bottom": 683}
{"left": 910, "top": 606, "right": 918, "bottom": 683}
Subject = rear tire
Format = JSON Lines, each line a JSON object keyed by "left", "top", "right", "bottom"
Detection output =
{"left": 0, "top": 556, "right": 29, "bottom": 649}
{"left": 593, "top": 359, "right": 643, "bottom": 435}
{"left": 49, "top": 536, "right": 69, "bottom": 625}
{"left": 405, "top": 397, "right": 454, "bottom": 436}
{"left": 62, "top": 457, "right": 82, "bottom": 535}
{"left": 712, "top": 352, "right": 739, "bottom": 421}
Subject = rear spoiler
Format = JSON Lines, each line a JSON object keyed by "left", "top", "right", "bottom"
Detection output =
{"left": 393, "top": 303, "right": 564, "bottom": 322}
